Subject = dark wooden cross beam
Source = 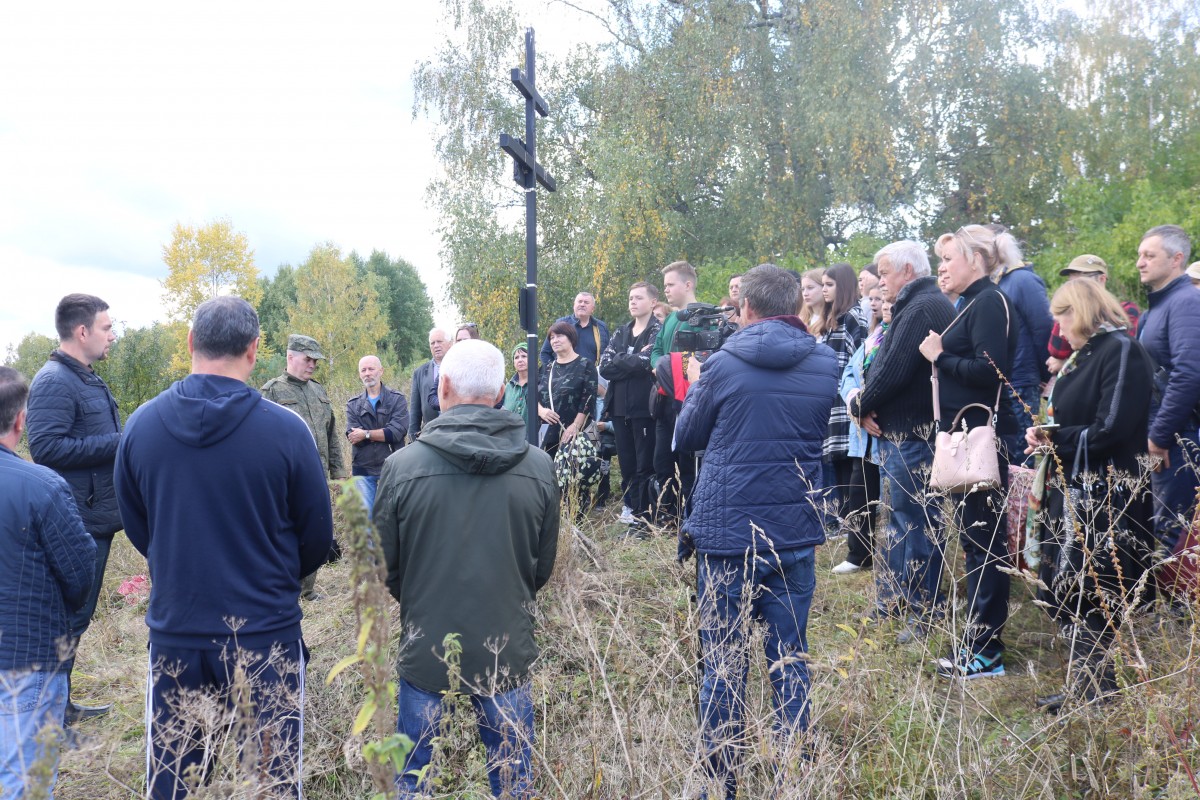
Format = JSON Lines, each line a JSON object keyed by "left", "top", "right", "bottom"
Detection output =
{"left": 500, "top": 27, "right": 557, "bottom": 446}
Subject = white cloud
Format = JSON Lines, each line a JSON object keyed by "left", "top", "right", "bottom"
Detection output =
{"left": 0, "top": 0, "right": 610, "bottom": 355}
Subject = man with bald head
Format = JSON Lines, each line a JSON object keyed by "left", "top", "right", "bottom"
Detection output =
{"left": 346, "top": 354, "right": 408, "bottom": 516}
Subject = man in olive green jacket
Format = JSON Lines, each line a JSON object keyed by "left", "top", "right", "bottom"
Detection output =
{"left": 375, "top": 339, "right": 559, "bottom": 799}
{"left": 261, "top": 334, "right": 346, "bottom": 600}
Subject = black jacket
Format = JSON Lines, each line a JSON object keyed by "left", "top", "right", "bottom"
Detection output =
{"left": 599, "top": 318, "right": 661, "bottom": 419}
{"left": 345, "top": 384, "right": 409, "bottom": 477}
{"left": 852, "top": 277, "right": 955, "bottom": 439}
{"left": 27, "top": 350, "right": 123, "bottom": 537}
{"left": 935, "top": 278, "right": 1019, "bottom": 433}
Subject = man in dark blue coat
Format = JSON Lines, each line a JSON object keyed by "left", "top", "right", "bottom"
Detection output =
{"left": 0, "top": 366, "right": 96, "bottom": 797}
{"left": 26, "top": 293, "right": 121, "bottom": 723}
{"left": 675, "top": 263, "right": 838, "bottom": 800}
{"left": 1136, "top": 224, "right": 1200, "bottom": 558}
{"left": 115, "top": 296, "right": 333, "bottom": 800}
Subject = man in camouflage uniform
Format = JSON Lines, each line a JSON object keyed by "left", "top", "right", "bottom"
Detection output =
{"left": 261, "top": 334, "right": 346, "bottom": 600}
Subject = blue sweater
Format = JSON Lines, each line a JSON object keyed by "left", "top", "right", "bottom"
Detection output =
{"left": 0, "top": 445, "right": 96, "bottom": 671}
{"left": 677, "top": 317, "right": 838, "bottom": 556}
{"left": 115, "top": 374, "right": 334, "bottom": 650}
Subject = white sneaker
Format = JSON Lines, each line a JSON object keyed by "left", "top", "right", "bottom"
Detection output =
{"left": 831, "top": 561, "right": 863, "bottom": 575}
{"left": 618, "top": 506, "right": 636, "bottom": 524}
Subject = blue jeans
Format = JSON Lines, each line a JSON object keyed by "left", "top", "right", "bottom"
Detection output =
{"left": 353, "top": 475, "right": 379, "bottom": 519}
{"left": 874, "top": 438, "right": 945, "bottom": 617}
{"left": 1150, "top": 430, "right": 1200, "bottom": 553}
{"left": 1001, "top": 383, "right": 1040, "bottom": 467}
{"left": 0, "top": 669, "right": 68, "bottom": 799}
{"left": 395, "top": 678, "right": 535, "bottom": 799}
{"left": 696, "top": 547, "right": 816, "bottom": 800}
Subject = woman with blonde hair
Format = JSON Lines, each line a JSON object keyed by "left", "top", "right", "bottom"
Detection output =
{"left": 1023, "top": 277, "right": 1154, "bottom": 713}
{"left": 800, "top": 268, "right": 826, "bottom": 336}
{"left": 919, "top": 224, "right": 1018, "bottom": 679}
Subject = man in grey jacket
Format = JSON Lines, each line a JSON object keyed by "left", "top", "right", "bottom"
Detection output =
{"left": 26, "top": 293, "right": 121, "bottom": 723}
{"left": 375, "top": 339, "right": 559, "bottom": 799}
{"left": 408, "top": 327, "right": 451, "bottom": 440}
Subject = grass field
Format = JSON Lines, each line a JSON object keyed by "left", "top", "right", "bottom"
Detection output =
{"left": 51, "top": 487, "right": 1200, "bottom": 799}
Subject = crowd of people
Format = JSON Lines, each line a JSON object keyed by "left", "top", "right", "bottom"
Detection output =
{"left": 2, "top": 221, "right": 1199, "bottom": 799}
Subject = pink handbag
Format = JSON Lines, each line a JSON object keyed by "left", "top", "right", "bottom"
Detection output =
{"left": 928, "top": 295, "right": 1008, "bottom": 494}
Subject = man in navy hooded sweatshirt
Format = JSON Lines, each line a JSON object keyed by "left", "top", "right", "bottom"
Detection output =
{"left": 115, "top": 296, "right": 333, "bottom": 800}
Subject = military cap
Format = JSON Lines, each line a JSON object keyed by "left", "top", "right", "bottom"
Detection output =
{"left": 287, "top": 334, "right": 325, "bottom": 359}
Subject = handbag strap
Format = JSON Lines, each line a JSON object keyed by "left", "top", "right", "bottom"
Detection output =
{"left": 930, "top": 291, "right": 1011, "bottom": 424}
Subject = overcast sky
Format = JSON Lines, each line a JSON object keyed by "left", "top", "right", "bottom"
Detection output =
{"left": 0, "top": 0, "right": 600, "bottom": 354}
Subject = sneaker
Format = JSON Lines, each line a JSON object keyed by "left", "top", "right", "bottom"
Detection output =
{"left": 936, "top": 649, "right": 1005, "bottom": 680}
{"left": 618, "top": 506, "right": 636, "bottom": 524}
{"left": 831, "top": 560, "right": 863, "bottom": 575}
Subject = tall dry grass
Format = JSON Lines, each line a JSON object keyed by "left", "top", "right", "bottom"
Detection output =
{"left": 48, "top": 456, "right": 1200, "bottom": 799}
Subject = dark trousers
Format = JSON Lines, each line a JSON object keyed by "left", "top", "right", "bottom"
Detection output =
{"left": 653, "top": 409, "right": 695, "bottom": 526}
{"left": 146, "top": 640, "right": 307, "bottom": 800}
{"left": 1150, "top": 429, "right": 1200, "bottom": 553}
{"left": 613, "top": 415, "right": 657, "bottom": 520}
{"left": 956, "top": 461, "right": 1010, "bottom": 656}
{"left": 844, "top": 458, "right": 880, "bottom": 568}
{"left": 63, "top": 535, "right": 112, "bottom": 689}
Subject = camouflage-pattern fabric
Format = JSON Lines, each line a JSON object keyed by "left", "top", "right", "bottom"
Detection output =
{"left": 261, "top": 373, "right": 348, "bottom": 479}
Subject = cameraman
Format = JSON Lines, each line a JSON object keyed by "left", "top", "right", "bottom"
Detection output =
{"left": 675, "top": 263, "right": 838, "bottom": 798}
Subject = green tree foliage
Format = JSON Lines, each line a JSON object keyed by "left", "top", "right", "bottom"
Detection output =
{"left": 349, "top": 250, "right": 436, "bottom": 368}
{"left": 94, "top": 323, "right": 186, "bottom": 419}
{"left": 287, "top": 243, "right": 389, "bottom": 394}
{"left": 4, "top": 332, "right": 58, "bottom": 379}
{"left": 416, "top": 0, "right": 1199, "bottom": 319}
{"left": 257, "top": 264, "right": 299, "bottom": 356}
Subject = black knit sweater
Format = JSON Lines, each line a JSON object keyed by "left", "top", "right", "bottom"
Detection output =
{"left": 852, "top": 276, "right": 955, "bottom": 439}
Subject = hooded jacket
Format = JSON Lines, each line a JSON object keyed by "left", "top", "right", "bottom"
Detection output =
{"left": 676, "top": 317, "right": 839, "bottom": 556}
{"left": 27, "top": 350, "right": 123, "bottom": 537}
{"left": 375, "top": 404, "right": 560, "bottom": 694}
{"left": 115, "top": 374, "right": 334, "bottom": 650}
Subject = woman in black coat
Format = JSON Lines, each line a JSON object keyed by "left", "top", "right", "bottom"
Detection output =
{"left": 1023, "top": 278, "right": 1154, "bottom": 713}
{"left": 919, "top": 224, "right": 1020, "bottom": 680}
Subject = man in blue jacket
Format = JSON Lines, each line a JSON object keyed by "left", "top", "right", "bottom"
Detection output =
{"left": 1136, "top": 224, "right": 1200, "bottom": 558}
{"left": 115, "top": 296, "right": 333, "bottom": 800}
{"left": 26, "top": 293, "right": 121, "bottom": 723}
{"left": 675, "top": 263, "right": 838, "bottom": 800}
{"left": 0, "top": 367, "right": 96, "bottom": 798}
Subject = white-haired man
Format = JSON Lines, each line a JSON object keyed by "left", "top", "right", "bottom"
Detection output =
{"left": 409, "top": 327, "right": 451, "bottom": 440}
{"left": 375, "top": 339, "right": 560, "bottom": 799}
{"left": 848, "top": 240, "right": 956, "bottom": 642}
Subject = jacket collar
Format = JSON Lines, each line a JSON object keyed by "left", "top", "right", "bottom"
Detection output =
{"left": 958, "top": 276, "right": 994, "bottom": 300}
{"left": 50, "top": 349, "right": 97, "bottom": 378}
{"left": 1146, "top": 274, "right": 1191, "bottom": 306}
{"left": 892, "top": 276, "right": 940, "bottom": 313}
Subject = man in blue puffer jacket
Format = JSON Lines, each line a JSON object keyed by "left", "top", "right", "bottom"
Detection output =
{"left": 675, "top": 263, "right": 838, "bottom": 800}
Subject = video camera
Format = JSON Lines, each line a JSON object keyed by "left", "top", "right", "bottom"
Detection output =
{"left": 673, "top": 302, "right": 736, "bottom": 354}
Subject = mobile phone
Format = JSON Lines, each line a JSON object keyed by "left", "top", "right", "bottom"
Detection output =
{"left": 1033, "top": 423, "right": 1060, "bottom": 430}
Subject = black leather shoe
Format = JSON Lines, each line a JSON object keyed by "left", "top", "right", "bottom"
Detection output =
{"left": 1035, "top": 693, "right": 1066, "bottom": 714}
{"left": 65, "top": 700, "right": 113, "bottom": 725}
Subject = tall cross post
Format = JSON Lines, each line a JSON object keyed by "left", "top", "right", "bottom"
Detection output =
{"left": 500, "top": 28, "right": 556, "bottom": 446}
